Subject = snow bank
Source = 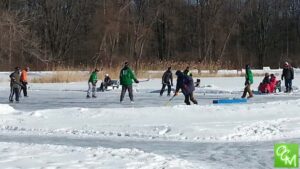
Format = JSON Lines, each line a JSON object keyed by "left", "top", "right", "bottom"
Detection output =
{"left": 1, "top": 99, "right": 300, "bottom": 142}
{"left": 0, "top": 142, "right": 197, "bottom": 169}
{"left": 0, "top": 104, "right": 15, "bottom": 115}
{"left": 223, "top": 119, "right": 287, "bottom": 141}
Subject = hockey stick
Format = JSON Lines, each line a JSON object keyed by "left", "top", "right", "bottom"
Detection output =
{"left": 138, "top": 78, "right": 150, "bottom": 83}
{"left": 164, "top": 95, "right": 176, "bottom": 106}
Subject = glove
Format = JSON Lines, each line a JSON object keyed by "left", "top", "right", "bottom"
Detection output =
{"left": 135, "top": 79, "right": 139, "bottom": 83}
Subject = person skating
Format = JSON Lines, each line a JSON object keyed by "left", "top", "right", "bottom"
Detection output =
{"left": 174, "top": 70, "right": 198, "bottom": 105}
{"left": 241, "top": 64, "right": 254, "bottom": 98}
{"left": 119, "top": 62, "right": 139, "bottom": 103}
{"left": 87, "top": 68, "right": 99, "bottom": 98}
{"left": 20, "top": 67, "right": 30, "bottom": 97}
{"left": 160, "top": 67, "right": 173, "bottom": 96}
{"left": 281, "top": 62, "right": 294, "bottom": 93}
{"left": 9, "top": 67, "right": 22, "bottom": 102}
{"left": 99, "top": 74, "right": 112, "bottom": 92}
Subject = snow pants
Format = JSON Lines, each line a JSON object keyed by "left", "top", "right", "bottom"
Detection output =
{"left": 9, "top": 86, "right": 20, "bottom": 102}
{"left": 285, "top": 79, "right": 293, "bottom": 92}
{"left": 242, "top": 84, "right": 253, "bottom": 98}
{"left": 160, "top": 82, "right": 171, "bottom": 96}
{"left": 87, "top": 82, "right": 96, "bottom": 97}
{"left": 20, "top": 81, "right": 28, "bottom": 97}
{"left": 120, "top": 85, "right": 133, "bottom": 102}
{"left": 100, "top": 81, "right": 113, "bottom": 91}
{"left": 184, "top": 93, "right": 198, "bottom": 105}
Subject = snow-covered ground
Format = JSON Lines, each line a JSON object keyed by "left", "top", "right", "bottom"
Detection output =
{"left": 0, "top": 71, "right": 300, "bottom": 169}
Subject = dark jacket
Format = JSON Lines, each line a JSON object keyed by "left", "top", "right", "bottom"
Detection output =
{"left": 262, "top": 76, "right": 270, "bottom": 84}
{"left": 282, "top": 67, "right": 294, "bottom": 80}
{"left": 104, "top": 76, "right": 111, "bottom": 83}
{"left": 162, "top": 70, "right": 173, "bottom": 85}
{"left": 175, "top": 71, "right": 195, "bottom": 96}
{"left": 10, "top": 71, "right": 21, "bottom": 88}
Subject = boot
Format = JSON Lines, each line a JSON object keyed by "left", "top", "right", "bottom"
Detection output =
{"left": 247, "top": 95, "right": 253, "bottom": 99}
{"left": 241, "top": 90, "right": 247, "bottom": 98}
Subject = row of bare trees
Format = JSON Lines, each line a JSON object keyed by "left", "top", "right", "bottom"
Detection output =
{"left": 0, "top": 0, "right": 300, "bottom": 70}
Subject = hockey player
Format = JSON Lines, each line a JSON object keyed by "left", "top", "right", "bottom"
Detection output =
{"left": 119, "top": 62, "right": 139, "bottom": 103}
{"left": 160, "top": 67, "right": 173, "bottom": 96}
{"left": 87, "top": 68, "right": 99, "bottom": 98}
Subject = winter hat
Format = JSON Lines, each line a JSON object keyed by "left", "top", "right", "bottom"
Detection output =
{"left": 105, "top": 74, "right": 109, "bottom": 77}
{"left": 94, "top": 68, "right": 99, "bottom": 72}
{"left": 245, "top": 64, "right": 250, "bottom": 70}
{"left": 168, "top": 67, "right": 171, "bottom": 70}
{"left": 175, "top": 70, "right": 183, "bottom": 76}
{"left": 15, "top": 66, "right": 20, "bottom": 71}
{"left": 265, "top": 73, "right": 269, "bottom": 77}
{"left": 284, "top": 62, "right": 289, "bottom": 67}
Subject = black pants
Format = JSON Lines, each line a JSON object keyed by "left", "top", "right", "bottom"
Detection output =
{"left": 20, "top": 81, "right": 28, "bottom": 96}
{"left": 9, "top": 87, "right": 20, "bottom": 102}
{"left": 100, "top": 82, "right": 113, "bottom": 91}
{"left": 285, "top": 79, "right": 293, "bottom": 92}
{"left": 160, "top": 82, "right": 171, "bottom": 96}
{"left": 120, "top": 85, "right": 133, "bottom": 102}
{"left": 99, "top": 82, "right": 105, "bottom": 92}
{"left": 184, "top": 93, "right": 198, "bottom": 105}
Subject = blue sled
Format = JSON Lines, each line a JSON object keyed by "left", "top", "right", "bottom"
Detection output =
{"left": 213, "top": 98, "right": 247, "bottom": 104}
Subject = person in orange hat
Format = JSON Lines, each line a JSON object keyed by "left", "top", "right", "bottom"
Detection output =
{"left": 20, "top": 67, "right": 30, "bottom": 97}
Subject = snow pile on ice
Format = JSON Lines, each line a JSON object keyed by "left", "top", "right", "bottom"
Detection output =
{"left": 1, "top": 99, "right": 300, "bottom": 142}
{"left": 223, "top": 119, "right": 287, "bottom": 141}
{"left": 0, "top": 142, "right": 197, "bottom": 169}
{"left": 0, "top": 104, "right": 15, "bottom": 115}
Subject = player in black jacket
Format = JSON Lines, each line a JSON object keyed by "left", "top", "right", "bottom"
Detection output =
{"left": 281, "top": 62, "right": 294, "bottom": 93}
{"left": 160, "top": 67, "right": 173, "bottom": 96}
